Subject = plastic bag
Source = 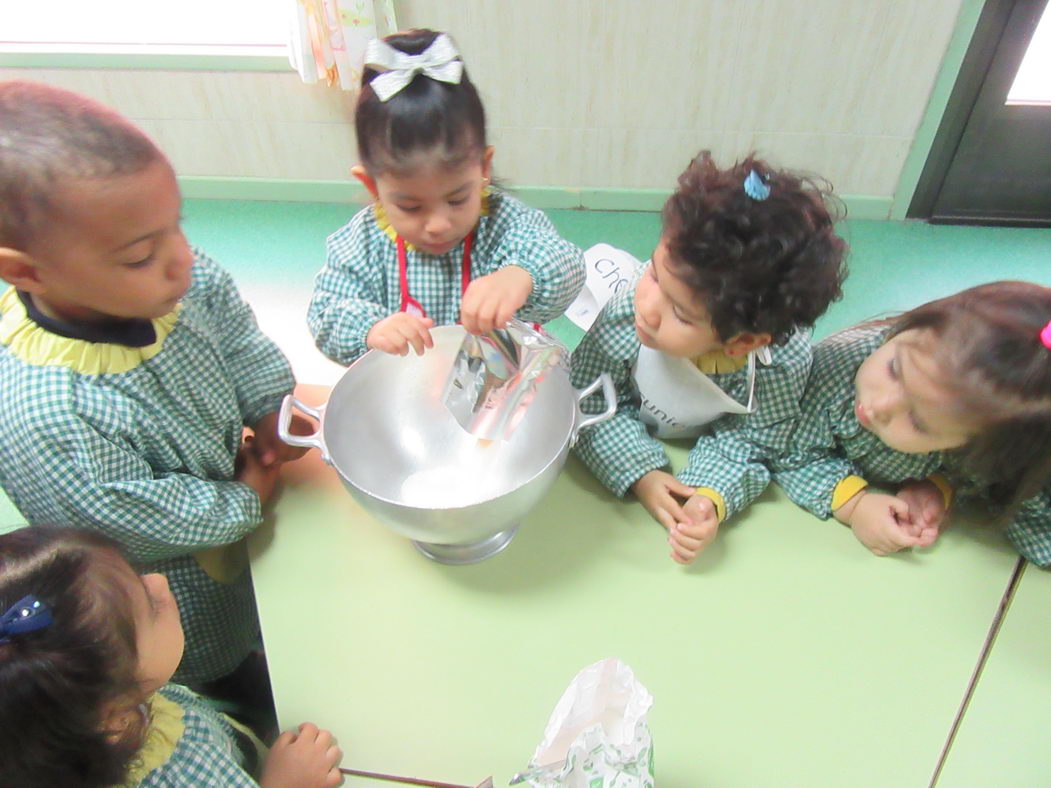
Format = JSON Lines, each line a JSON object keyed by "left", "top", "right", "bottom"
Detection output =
{"left": 520, "top": 658, "right": 654, "bottom": 788}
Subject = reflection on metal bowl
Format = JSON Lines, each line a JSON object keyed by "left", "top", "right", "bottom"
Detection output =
{"left": 279, "top": 325, "right": 614, "bottom": 564}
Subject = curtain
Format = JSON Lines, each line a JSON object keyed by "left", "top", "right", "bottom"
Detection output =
{"left": 288, "top": 0, "right": 398, "bottom": 89}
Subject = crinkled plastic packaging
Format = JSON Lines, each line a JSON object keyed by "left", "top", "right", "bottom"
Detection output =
{"left": 443, "top": 319, "right": 565, "bottom": 441}
{"left": 522, "top": 658, "right": 654, "bottom": 788}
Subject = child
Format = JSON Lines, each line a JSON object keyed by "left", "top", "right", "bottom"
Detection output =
{"left": 0, "top": 81, "right": 310, "bottom": 685}
{"left": 770, "top": 281, "right": 1051, "bottom": 559}
{"left": 0, "top": 526, "right": 343, "bottom": 787}
{"left": 571, "top": 152, "right": 848, "bottom": 564}
{"left": 307, "top": 29, "right": 585, "bottom": 365}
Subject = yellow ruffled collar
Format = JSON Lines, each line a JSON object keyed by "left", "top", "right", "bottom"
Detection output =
{"left": 373, "top": 189, "right": 491, "bottom": 251}
{"left": 692, "top": 350, "right": 749, "bottom": 375}
{"left": 0, "top": 287, "right": 179, "bottom": 375}
{"left": 117, "top": 693, "right": 185, "bottom": 787}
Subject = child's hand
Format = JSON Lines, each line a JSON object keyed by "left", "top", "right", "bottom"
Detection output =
{"left": 261, "top": 722, "right": 343, "bottom": 788}
{"left": 835, "top": 490, "right": 923, "bottom": 556}
{"left": 669, "top": 494, "right": 721, "bottom": 565}
{"left": 460, "top": 265, "right": 533, "bottom": 334}
{"left": 633, "top": 470, "right": 693, "bottom": 532}
{"left": 366, "top": 313, "right": 435, "bottom": 356}
{"left": 896, "top": 479, "right": 948, "bottom": 548}
{"left": 251, "top": 411, "right": 314, "bottom": 467}
{"left": 236, "top": 438, "right": 281, "bottom": 505}
{"left": 632, "top": 470, "right": 693, "bottom": 538}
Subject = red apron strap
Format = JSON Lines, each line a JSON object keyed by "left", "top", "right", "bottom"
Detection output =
{"left": 397, "top": 232, "right": 475, "bottom": 319}
{"left": 461, "top": 232, "right": 473, "bottom": 296}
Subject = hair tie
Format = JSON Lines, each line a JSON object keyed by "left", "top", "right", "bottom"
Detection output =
{"left": 0, "top": 595, "right": 53, "bottom": 644}
{"left": 743, "top": 170, "right": 770, "bottom": 201}
{"left": 1040, "top": 319, "right": 1051, "bottom": 350}
{"left": 363, "top": 34, "right": 464, "bottom": 102}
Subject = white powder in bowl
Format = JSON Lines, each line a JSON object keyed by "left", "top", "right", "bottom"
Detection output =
{"left": 399, "top": 466, "right": 484, "bottom": 508}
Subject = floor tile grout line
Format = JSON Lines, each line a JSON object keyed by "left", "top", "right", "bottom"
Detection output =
{"left": 928, "top": 557, "right": 1027, "bottom": 787}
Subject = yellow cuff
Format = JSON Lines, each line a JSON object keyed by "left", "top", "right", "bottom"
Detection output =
{"left": 926, "top": 473, "right": 954, "bottom": 510}
{"left": 692, "top": 487, "right": 726, "bottom": 523}
{"left": 831, "top": 475, "right": 869, "bottom": 511}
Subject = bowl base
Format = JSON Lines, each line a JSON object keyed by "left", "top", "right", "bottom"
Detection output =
{"left": 412, "top": 526, "right": 518, "bottom": 565}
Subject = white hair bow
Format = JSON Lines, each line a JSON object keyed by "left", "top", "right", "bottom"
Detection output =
{"left": 363, "top": 34, "right": 464, "bottom": 102}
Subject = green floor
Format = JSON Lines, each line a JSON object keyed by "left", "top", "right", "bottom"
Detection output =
{"left": 182, "top": 198, "right": 1051, "bottom": 366}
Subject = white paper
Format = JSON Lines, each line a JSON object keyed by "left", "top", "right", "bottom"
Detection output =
{"left": 565, "top": 244, "right": 646, "bottom": 331}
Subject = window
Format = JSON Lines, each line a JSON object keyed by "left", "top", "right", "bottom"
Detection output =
{"left": 1007, "top": 2, "right": 1051, "bottom": 105}
{"left": 2, "top": 0, "right": 287, "bottom": 59}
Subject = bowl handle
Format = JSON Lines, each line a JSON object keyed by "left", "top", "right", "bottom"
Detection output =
{"left": 571, "top": 372, "right": 616, "bottom": 444}
{"left": 277, "top": 394, "right": 331, "bottom": 463}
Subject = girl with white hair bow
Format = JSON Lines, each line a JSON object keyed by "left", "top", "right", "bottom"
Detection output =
{"left": 308, "top": 29, "right": 585, "bottom": 365}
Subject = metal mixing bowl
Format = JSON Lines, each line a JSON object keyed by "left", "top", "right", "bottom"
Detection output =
{"left": 279, "top": 325, "right": 614, "bottom": 564}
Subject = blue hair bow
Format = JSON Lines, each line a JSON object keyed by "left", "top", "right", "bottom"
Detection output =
{"left": 0, "top": 595, "right": 53, "bottom": 644}
{"left": 743, "top": 170, "right": 771, "bottom": 201}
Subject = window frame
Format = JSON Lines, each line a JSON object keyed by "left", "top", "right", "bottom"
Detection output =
{"left": 0, "top": 43, "right": 291, "bottom": 72}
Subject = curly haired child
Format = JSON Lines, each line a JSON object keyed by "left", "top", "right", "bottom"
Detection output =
{"left": 572, "top": 152, "right": 847, "bottom": 563}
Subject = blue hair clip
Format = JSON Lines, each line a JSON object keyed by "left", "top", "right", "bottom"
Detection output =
{"left": 0, "top": 595, "right": 53, "bottom": 644}
{"left": 743, "top": 170, "right": 771, "bottom": 201}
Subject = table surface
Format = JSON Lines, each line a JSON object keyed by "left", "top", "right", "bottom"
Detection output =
{"left": 0, "top": 388, "right": 1042, "bottom": 787}
{"left": 245, "top": 389, "right": 1042, "bottom": 788}
{"left": 934, "top": 560, "right": 1051, "bottom": 787}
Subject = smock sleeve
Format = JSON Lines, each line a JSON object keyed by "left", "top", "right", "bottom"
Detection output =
{"left": 480, "top": 195, "right": 585, "bottom": 325}
{"left": 22, "top": 404, "right": 261, "bottom": 565}
{"left": 191, "top": 251, "right": 295, "bottom": 426}
{"left": 770, "top": 449, "right": 863, "bottom": 519}
{"left": 676, "top": 430, "right": 772, "bottom": 522}
{"left": 1005, "top": 485, "right": 1051, "bottom": 567}
{"left": 571, "top": 291, "right": 669, "bottom": 496}
{"left": 307, "top": 211, "right": 390, "bottom": 366}
{"left": 677, "top": 330, "right": 814, "bottom": 521}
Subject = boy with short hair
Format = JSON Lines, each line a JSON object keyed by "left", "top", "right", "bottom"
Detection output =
{"left": 0, "top": 80, "right": 309, "bottom": 683}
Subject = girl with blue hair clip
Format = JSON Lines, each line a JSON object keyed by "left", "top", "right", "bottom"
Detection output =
{"left": 572, "top": 152, "right": 848, "bottom": 563}
{"left": 0, "top": 526, "right": 343, "bottom": 787}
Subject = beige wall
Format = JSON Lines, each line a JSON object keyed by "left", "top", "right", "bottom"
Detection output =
{"left": 1, "top": 0, "right": 964, "bottom": 199}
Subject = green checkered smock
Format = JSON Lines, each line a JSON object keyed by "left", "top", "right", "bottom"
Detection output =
{"left": 307, "top": 188, "right": 585, "bottom": 365}
{"left": 0, "top": 251, "right": 295, "bottom": 683}
{"left": 127, "top": 683, "right": 263, "bottom": 787}
{"left": 945, "top": 464, "right": 1051, "bottom": 566}
{"left": 769, "top": 324, "right": 943, "bottom": 519}
{"left": 1001, "top": 486, "right": 1051, "bottom": 566}
{"left": 570, "top": 278, "right": 814, "bottom": 521}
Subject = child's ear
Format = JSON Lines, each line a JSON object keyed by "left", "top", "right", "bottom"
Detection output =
{"left": 724, "top": 331, "right": 773, "bottom": 357}
{"left": 482, "top": 146, "right": 495, "bottom": 180}
{"left": 0, "top": 248, "right": 45, "bottom": 293}
{"left": 99, "top": 694, "right": 147, "bottom": 745}
{"left": 351, "top": 165, "right": 379, "bottom": 199}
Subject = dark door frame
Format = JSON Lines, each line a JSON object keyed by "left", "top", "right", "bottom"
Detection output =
{"left": 907, "top": 0, "right": 1045, "bottom": 219}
